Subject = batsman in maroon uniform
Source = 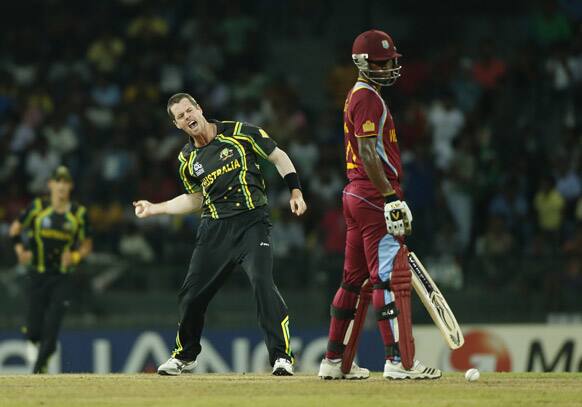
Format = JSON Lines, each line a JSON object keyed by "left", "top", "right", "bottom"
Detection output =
{"left": 318, "top": 29, "right": 441, "bottom": 380}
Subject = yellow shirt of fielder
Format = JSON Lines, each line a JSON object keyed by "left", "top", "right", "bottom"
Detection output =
{"left": 534, "top": 189, "right": 565, "bottom": 231}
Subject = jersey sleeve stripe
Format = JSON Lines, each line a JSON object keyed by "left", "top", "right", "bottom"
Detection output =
{"left": 22, "top": 198, "right": 43, "bottom": 228}
{"left": 76, "top": 206, "right": 86, "bottom": 241}
{"left": 180, "top": 150, "right": 216, "bottom": 218}
{"left": 374, "top": 100, "right": 399, "bottom": 178}
{"left": 233, "top": 122, "right": 270, "bottom": 159}
{"left": 178, "top": 152, "right": 196, "bottom": 194}
{"left": 187, "top": 151, "right": 217, "bottom": 218}
{"left": 233, "top": 135, "right": 268, "bottom": 159}
{"left": 233, "top": 121, "right": 243, "bottom": 136}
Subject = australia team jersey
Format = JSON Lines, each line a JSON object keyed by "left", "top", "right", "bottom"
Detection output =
{"left": 178, "top": 120, "right": 277, "bottom": 219}
{"left": 343, "top": 78, "right": 403, "bottom": 196}
{"left": 18, "top": 198, "right": 91, "bottom": 274}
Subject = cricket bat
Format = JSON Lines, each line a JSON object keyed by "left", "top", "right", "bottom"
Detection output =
{"left": 409, "top": 252, "right": 464, "bottom": 350}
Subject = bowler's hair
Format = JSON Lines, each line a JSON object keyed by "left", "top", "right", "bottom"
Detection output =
{"left": 167, "top": 93, "right": 198, "bottom": 121}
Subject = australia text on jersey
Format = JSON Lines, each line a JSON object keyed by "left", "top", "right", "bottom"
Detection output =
{"left": 201, "top": 158, "right": 241, "bottom": 189}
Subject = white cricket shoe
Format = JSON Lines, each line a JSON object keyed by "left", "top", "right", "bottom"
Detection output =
{"left": 318, "top": 358, "right": 370, "bottom": 380}
{"left": 26, "top": 341, "right": 39, "bottom": 364}
{"left": 272, "top": 358, "right": 294, "bottom": 376}
{"left": 383, "top": 359, "right": 441, "bottom": 380}
{"left": 157, "top": 357, "right": 197, "bottom": 376}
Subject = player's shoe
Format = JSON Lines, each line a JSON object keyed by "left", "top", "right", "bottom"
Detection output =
{"left": 383, "top": 359, "right": 441, "bottom": 380}
{"left": 26, "top": 341, "right": 39, "bottom": 365}
{"left": 32, "top": 363, "right": 48, "bottom": 374}
{"left": 272, "top": 358, "right": 294, "bottom": 376}
{"left": 157, "top": 357, "right": 197, "bottom": 376}
{"left": 318, "top": 358, "right": 370, "bottom": 380}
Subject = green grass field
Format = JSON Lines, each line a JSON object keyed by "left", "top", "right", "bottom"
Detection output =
{"left": 1, "top": 373, "right": 581, "bottom": 407}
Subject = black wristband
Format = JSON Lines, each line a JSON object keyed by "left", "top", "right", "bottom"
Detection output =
{"left": 11, "top": 234, "right": 22, "bottom": 245}
{"left": 384, "top": 193, "right": 399, "bottom": 204}
{"left": 283, "top": 172, "right": 301, "bottom": 192}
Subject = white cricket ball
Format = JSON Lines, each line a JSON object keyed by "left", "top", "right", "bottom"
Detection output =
{"left": 465, "top": 368, "right": 480, "bottom": 382}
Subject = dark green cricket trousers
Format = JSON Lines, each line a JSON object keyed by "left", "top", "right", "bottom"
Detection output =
{"left": 172, "top": 206, "right": 292, "bottom": 366}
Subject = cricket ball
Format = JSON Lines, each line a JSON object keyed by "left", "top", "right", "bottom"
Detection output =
{"left": 464, "top": 368, "right": 480, "bottom": 382}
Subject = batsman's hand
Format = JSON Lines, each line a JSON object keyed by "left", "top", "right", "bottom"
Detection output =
{"left": 384, "top": 197, "right": 413, "bottom": 236}
{"left": 133, "top": 200, "right": 157, "bottom": 218}
{"left": 289, "top": 189, "right": 307, "bottom": 216}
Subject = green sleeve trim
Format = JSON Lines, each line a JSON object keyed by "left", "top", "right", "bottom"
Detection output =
{"left": 22, "top": 198, "right": 43, "bottom": 228}
{"left": 178, "top": 151, "right": 199, "bottom": 194}
{"left": 233, "top": 122, "right": 270, "bottom": 159}
{"left": 75, "top": 206, "right": 87, "bottom": 241}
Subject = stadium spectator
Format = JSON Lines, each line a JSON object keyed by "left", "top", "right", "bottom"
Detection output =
{"left": 427, "top": 92, "right": 465, "bottom": 171}
{"left": 534, "top": 175, "right": 566, "bottom": 247}
{"left": 86, "top": 32, "right": 125, "bottom": 74}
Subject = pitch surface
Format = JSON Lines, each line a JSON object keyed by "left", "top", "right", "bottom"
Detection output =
{"left": 1, "top": 373, "right": 581, "bottom": 406}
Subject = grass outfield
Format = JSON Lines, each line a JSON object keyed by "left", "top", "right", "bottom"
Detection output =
{"left": 1, "top": 373, "right": 581, "bottom": 407}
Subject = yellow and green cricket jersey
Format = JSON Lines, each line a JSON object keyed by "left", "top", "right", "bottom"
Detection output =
{"left": 18, "top": 197, "right": 91, "bottom": 274}
{"left": 178, "top": 120, "right": 276, "bottom": 219}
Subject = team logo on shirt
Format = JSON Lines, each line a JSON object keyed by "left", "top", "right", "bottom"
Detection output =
{"left": 219, "top": 148, "right": 234, "bottom": 161}
{"left": 362, "top": 120, "right": 376, "bottom": 133}
{"left": 193, "top": 162, "right": 205, "bottom": 176}
{"left": 63, "top": 221, "right": 72, "bottom": 231}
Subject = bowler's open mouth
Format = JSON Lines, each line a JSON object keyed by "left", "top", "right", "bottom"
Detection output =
{"left": 188, "top": 120, "right": 198, "bottom": 129}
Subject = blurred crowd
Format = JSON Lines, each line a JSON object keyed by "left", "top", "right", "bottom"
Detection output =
{"left": 0, "top": 0, "right": 580, "bottom": 307}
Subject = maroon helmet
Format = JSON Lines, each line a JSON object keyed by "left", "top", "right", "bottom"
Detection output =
{"left": 352, "top": 29, "right": 402, "bottom": 86}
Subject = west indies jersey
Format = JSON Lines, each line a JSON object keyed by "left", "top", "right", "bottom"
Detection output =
{"left": 343, "top": 78, "right": 403, "bottom": 198}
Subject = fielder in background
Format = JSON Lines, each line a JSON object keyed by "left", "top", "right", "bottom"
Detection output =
{"left": 9, "top": 166, "right": 93, "bottom": 374}
{"left": 134, "top": 93, "right": 307, "bottom": 376}
{"left": 318, "top": 29, "right": 441, "bottom": 380}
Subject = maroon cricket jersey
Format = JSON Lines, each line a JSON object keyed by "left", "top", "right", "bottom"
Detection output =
{"left": 343, "top": 78, "right": 403, "bottom": 199}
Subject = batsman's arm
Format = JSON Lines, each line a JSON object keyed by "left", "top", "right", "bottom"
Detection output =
{"left": 357, "top": 138, "right": 395, "bottom": 199}
{"left": 267, "top": 147, "right": 307, "bottom": 216}
{"left": 358, "top": 138, "right": 412, "bottom": 235}
{"left": 133, "top": 192, "right": 203, "bottom": 218}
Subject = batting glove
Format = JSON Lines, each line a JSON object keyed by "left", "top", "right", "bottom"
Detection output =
{"left": 384, "top": 195, "right": 413, "bottom": 236}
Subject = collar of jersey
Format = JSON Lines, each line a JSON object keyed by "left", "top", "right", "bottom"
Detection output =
{"left": 189, "top": 119, "right": 225, "bottom": 150}
{"left": 356, "top": 75, "right": 381, "bottom": 92}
